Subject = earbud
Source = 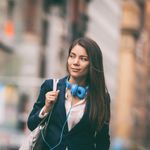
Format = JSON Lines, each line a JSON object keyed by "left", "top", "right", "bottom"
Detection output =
{"left": 66, "top": 80, "right": 88, "bottom": 100}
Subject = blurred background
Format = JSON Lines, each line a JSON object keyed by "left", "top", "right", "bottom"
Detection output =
{"left": 0, "top": 0, "right": 150, "bottom": 149}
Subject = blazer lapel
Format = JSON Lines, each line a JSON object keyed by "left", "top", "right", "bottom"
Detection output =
{"left": 56, "top": 77, "right": 69, "bottom": 133}
{"left": 68, "top": 100, "right": 90, "bottom": 135}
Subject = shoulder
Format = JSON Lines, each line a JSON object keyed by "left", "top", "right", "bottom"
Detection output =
{"left": 41, "top": 79, "right": 53, "bottom": 88}
{"left": 36, "top": 79, "right": 53, "bottom": 94}
{"left": 41, "top": 76, "right": 68, "bottom": 89}
{"left": 57, "top": 76, "right": 68, "bottom": 85}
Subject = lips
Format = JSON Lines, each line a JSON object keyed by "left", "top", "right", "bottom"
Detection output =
{"left": 71, "top": 68, "right": 80, "bottom": 72}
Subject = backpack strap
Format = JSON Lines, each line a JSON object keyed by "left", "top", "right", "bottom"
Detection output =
{"left": 53, "top": 79, "right": 59, "bottom": 91}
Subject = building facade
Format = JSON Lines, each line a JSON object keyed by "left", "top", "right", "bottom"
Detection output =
{"left": 113, "top": 0, "right": 150, "bottom": 149}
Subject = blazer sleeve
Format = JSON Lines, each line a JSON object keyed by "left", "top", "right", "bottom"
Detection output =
{"left": 95, "top": 92, "right": 111, "bottom": 150}
{"left": 27, "top": 79, "right": 53, "bottom": 131}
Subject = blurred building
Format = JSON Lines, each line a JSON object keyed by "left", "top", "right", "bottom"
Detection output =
{"left": 134, "top": 0, "right": 150, "bottom": 148}
{"left": 0, "top": 0, "right": 47, "bottom": 149}
{"left": 113, "top": 0, "right": 150, "bottom": 149}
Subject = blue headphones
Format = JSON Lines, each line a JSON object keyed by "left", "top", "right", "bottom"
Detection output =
{"left": 66, "top": 79, "right": 88, "bottom": 100}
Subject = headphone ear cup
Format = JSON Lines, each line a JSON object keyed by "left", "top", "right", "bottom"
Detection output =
{"left": 71, "top": 84, "right": 78, "bottom": 96}
{"left": 77, "top": 87, "right": 86, "bottom": 99}
{"left": 66, "top": 79, "right": 88, "bottom": 99}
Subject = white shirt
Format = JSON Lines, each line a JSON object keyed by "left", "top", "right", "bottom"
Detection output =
{"left": 65, "top": 90, "right": 86, "bottom": 131}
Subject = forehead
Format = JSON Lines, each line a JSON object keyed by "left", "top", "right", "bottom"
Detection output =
{"left": 70, "top": 44, "right": 88, "bottom": 56}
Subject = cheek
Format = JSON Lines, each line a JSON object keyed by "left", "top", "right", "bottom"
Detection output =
{"left": 67, "top": 60, "right": 70, "bottom": 67}
{"left": 85, "top": 62, "right": 90, "bottom": 69}
{"left": 83, "top": 64, "right": 90, "bottom": 72}
{"left": 67, "top": 58, "right": 74, "bottom": 68}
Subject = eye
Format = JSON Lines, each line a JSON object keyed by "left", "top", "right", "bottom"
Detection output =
{"left": 69, "top": 53, "right": 75, "bottom": 58}
{"left": 80, "top": 57, "right": 88, "bottom": 62}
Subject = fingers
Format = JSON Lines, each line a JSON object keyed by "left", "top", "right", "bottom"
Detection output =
{"left": 44, "top": 90, "right": 59, "bottom": 113}
{"left": 45, "top": 90, "right": 60, "bottom": 104}
{"left": 46, "top": 90, "right": 59, "bottom": 99}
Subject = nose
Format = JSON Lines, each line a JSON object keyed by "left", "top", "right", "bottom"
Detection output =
{"left": 73, "top": 57, "right": 80, "bottom": 65}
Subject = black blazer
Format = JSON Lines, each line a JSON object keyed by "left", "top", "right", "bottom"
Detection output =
{"left": 27, "top": 76, "right": 110, "bottom": 150}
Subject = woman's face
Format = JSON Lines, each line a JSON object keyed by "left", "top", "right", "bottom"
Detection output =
{"left": 67, "top": 44, "right": 90, "bottom": 81}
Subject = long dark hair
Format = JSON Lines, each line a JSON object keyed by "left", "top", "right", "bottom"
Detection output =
{"left": 67, "top": 37, "right": 110, "bottom": 131}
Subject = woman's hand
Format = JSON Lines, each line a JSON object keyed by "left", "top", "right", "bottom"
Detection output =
{"left": 43, "top": 90, "right": 60, "bottom": 114}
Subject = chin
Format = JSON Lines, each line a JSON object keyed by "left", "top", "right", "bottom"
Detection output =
{"left": 70, "top": 73, "right": 86, "bottom": 80}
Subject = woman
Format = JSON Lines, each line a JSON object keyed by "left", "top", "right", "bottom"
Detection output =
{"left": 27, "top": 37, "right": 111, "bottom": 150}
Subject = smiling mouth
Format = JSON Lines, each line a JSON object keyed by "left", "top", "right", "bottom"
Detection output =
{"left": 71, "top": 68, "right": 80, "bottom": 72}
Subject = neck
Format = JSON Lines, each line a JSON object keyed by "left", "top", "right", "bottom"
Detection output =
{"left": 69, "top": 76, "right": 87, "bottom": 86}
